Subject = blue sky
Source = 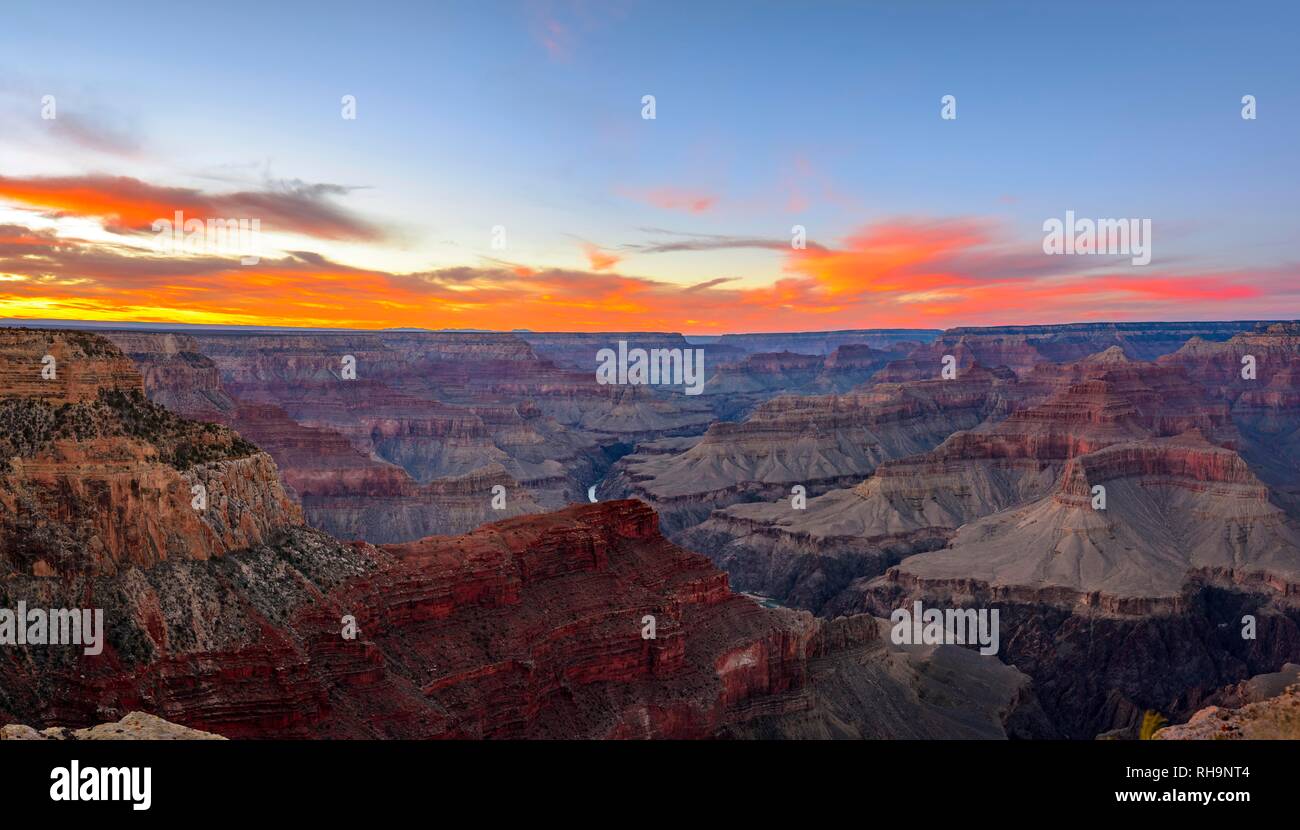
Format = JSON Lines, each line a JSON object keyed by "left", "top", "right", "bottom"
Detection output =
{"left": 0, "top": 0, "right": 1296, "bottom": 330}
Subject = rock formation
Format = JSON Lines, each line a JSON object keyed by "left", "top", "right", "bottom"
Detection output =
{"left": 1160, "top": 322, "right": 1300, "bottom": 519}
{"left": 600, "top": 366, "right": 1009, "bottom": 537}
{"left": 1156, "top": 684, "right": 1300, "bottom": 740}
{"left": 702, "top": 343, "right": 910, "bottom": 420}
{"left": 0, "top": 329, "right": 301, "bottom": 577}
{"left": 681, "top": 350, "right": 1243, "bottom": 611}
{"left": 103, "top": 329, "right": 715, "bottom": 542}
{"left": 0, "top": 329, "right": 1040, "bottom": 738}
{"left": 704, "top": 329, "right": 939, "bottom": 357}
{"left": 7, "top": 321, "right": 1300, "bottom": 741}
{"left": 875, "top": 321, "right": 1266, "bottom": 382}
{"left": 624, "top": 328, "right": 1300, "bottom": 738}
{"left": 2, "top": 711, "right": 226, "bottom": 740}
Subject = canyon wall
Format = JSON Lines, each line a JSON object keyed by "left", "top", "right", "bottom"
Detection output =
{"left": 0, "top": 329, "right": 1039, "bottom": 738}
{"left": 1, "top": 329, "right": 300, "bottom": 577}
{"left": 9, "top": 321, "right": 1300, "bottom": 740}
{"left": 103, "top": 329, "right": 720, "bottom": 542}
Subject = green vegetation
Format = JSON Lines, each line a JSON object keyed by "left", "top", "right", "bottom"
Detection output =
{"left": 0, "top": 398, "right": 57, "bottom": 457}
{"left": 63, "top": 330, "right": 122, "bottom": 358}
{"left": 0, "top": 388, "right": 258, "bottom": 470}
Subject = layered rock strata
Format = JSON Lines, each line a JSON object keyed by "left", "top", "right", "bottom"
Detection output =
{"left": 682, "top": 350, "right": 1240, "bottom": 611}
{"left": 602, "top": 367, "right": 1011, "bottom": 537}
{"left": 0, "top": 330, "right": 1040, "bottom": 738}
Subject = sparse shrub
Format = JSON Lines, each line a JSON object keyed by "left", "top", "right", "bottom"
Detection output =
{"left": 1138, "top": 709, "right": 1168, "bottom": 740}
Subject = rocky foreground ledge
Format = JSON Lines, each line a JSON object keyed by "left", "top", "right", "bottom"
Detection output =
{"left": 1, "top": 712, "right": 225, "bottom": 740}
{"left": 1156, "top": 685, "right": 1300, "bottom": 740}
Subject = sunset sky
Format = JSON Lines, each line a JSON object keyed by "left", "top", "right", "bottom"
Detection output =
{"left": 1, "top": 0, "right": 1297, "bottom": 333}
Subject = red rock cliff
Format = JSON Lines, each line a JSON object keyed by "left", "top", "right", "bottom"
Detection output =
{"left": 0, "top": 329, "right": 301, "bottom": 577}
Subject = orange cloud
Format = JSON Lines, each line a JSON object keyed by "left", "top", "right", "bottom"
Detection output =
{"left": 0, "top": 217, "right": 1291, "bottom": 333}
{"left": 583, "top": 244, "right": 621, "bottom": 271}
{"left": 0, "top": 175, "right": 379, "bottom": 241}
{"left": 788, "top": 220, "right": 989, "bottom": 296}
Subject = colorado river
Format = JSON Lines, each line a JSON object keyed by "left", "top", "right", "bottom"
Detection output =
{"left": 740, "top": 592, "right": 788, "bottom": 609}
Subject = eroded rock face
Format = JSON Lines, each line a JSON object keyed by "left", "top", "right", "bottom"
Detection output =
{"left": 1160, "top": 323, "right": 1300, "bottom": 519}
{"left": 105, "top": 329, "right": 718, "bottom": 542}
{"left": 718, "top": 616, "right": 1052, "bottom": 739}
{"left": 0, "top": 330, "right": 301, "bottom": 577}
{"left": 8, "top": 322, "right": 1299, "bottom": 741}
{"left": 601, "top": 366, "right": 1010, "bottom": 538}
{"left": 680, "top": 351, "right": 1239, "bottom": 611}
{"left": 223, "top": 403, "right": 543, "bottom": 542}
{"left": 702, "top": 344, "right": 909, "bottom": 420}
{"left": 0, "top": 328, "right": 142, "bottom": 405}
{"left": 842, "top": 572, "right": 1300, "bottom": 738}
{"left": 518, "top": 331, "right": 700, "bottom": 370}
{"left": 193, "top": 332, "right": 599, "bottom": 518}
{"left": 829, "top": 429, "right": 1300, "bottom": 738}
{"left": 0, "top": 495, "right": 1042, "bottom": 739}
{"left": 876, "top": 321, "right": 1264, "bottom": 382}
{"left": 1156, "top": 684, "right": 1300, "bottom": 740}
{"left": 0, "top": 333, "right": 1038, "bottom": 739}
{"left": 869, "top": 434, "right": 1300, "bottom": 605}
{"left": 104, "top": 331, "right": 236, "bottom": 421}
{"left": 2, "top": 711, "right": 226, "bottom": 740}
{"left": 707, "top": 351, "right": 826, "bottom": 396}
{"left": 628, "top": 329, "right": 1300, "bottom": 737}
{"left": 707, "top": 329, "right": 939, "bottom": 357}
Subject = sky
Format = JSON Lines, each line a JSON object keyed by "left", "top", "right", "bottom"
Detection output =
{"left": 0, "top": 0, "right": 1297, "bottom": 333}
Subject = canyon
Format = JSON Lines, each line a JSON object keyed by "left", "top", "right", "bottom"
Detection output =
{"left": 95, "top": 326, "right": 930, "bottom": 544}
{"left": 4, "top": 320, "right": 1300, "bottom": 740}
{"left": 0, "top": 329, "right": 1042, "bottom": 738}
{"left": 104, "top": 328, "right": 707, "bottom": 543}
{"left": 628, "top": 323, "right": 1300, "bottom": 738}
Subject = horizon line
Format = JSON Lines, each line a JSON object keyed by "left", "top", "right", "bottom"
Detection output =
{"left": 1, "top": 317, "right": 1292, "bottom": 338}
